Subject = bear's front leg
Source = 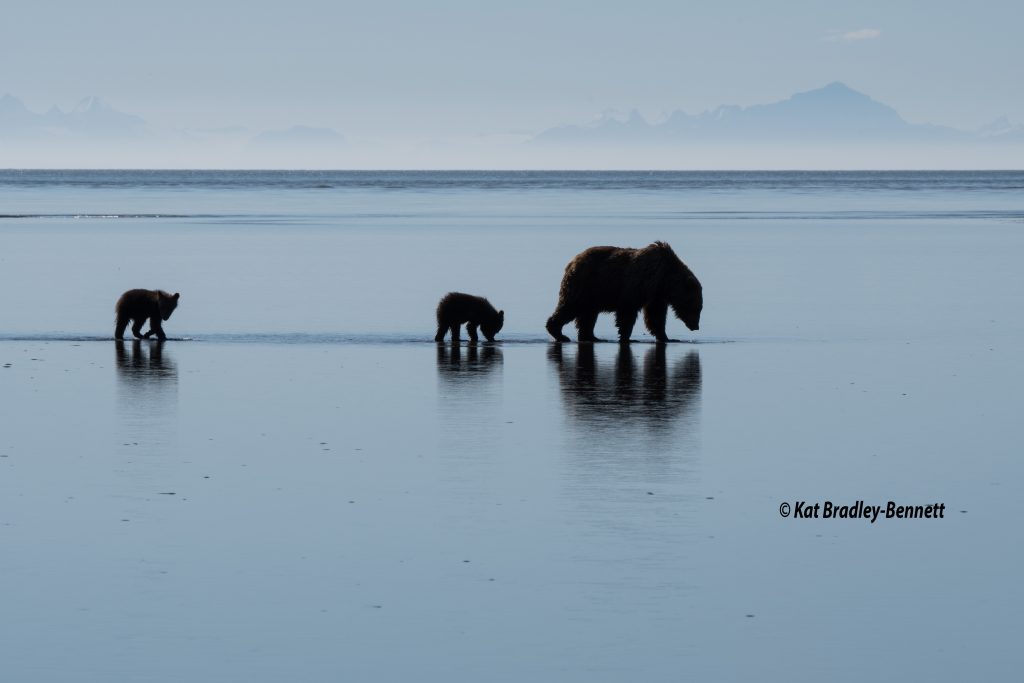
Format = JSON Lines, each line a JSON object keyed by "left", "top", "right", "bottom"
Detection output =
{"left": 131, "top": 318, "right": 146, "bottom": 339}
{"left": 546, "top": 307, "right": 574, "bottom": 342}
{"left": 575, "top": 310, "right": 602, "bottom": 342}
{"left": 467, "top": 323, "right": 479, "bottom": 344}
{"left": 146, "top": 316, "right": 167, "bottom": 341}
{"left": 643, "top": 300, "right": 673, "bottom": 343}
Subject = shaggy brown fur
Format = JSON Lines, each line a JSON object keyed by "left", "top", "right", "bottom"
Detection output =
{"left": 435, "top": 292, "right": 504, "bottom": 343}
{"left": 545, "top": 241, "right": 702, "bottom": 343}
{"left": 115, "top": 289, "right": 180, "bottom": 341}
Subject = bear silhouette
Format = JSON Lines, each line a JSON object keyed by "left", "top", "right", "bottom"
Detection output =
{"left": 435, "top": 292, "right": 504, "bottom": 343}
{"left": 545, "top": 241, "right": 701, "bottom": 343}
{"left": 115, "top": 289, "right": 180, "bottom": 341}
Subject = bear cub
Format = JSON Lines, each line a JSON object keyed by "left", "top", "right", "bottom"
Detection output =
{"left": 115, "top": 289, "right": 180, "bottom": 341}
{"left": 435, "top": 292, "right": 504, "bottom": 343}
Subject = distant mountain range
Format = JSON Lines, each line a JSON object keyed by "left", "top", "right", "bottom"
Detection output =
{"left": 0, "top": 84, "right": 1021, "bottom": 168}
{"left": 532, "top": 82, "right": 1024, "bottom": 145}
{"left": 0, "top": 94, "right": 147, "bottom": 138}
{"left": 4, "top": 83, "right": 1022, "bottom": 148}
{"left": 0, "top": 94, "right": 344, "bottom": 148}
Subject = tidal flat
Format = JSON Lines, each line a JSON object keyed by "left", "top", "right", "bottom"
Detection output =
{"left": 1, "top": 336, "right": 1019, "bottom": 681}
{"left": 0, "top": 171, "right": 1021, "bottom": 681}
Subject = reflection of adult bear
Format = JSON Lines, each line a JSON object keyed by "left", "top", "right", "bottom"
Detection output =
{"left": 545, "top": 241, "right": 702, "bottom": 343}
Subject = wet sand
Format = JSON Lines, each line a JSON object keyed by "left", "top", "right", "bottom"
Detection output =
{"left": 2, "top": 172, "right": 1022, "bottom": 680}
{"left": 0, "top": 336, "right": 1019, "bottom": 681}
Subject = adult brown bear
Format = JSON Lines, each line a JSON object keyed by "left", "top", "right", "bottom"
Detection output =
{"left": 115, "top": 289, "right": 180, "bottom": 341}
{"left": 545, "top": 242, "right": 701, "bottom": 343}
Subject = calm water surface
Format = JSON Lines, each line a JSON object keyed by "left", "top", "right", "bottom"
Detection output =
{"left": 0, "top": 171, "right": 1021, "bottom": 681}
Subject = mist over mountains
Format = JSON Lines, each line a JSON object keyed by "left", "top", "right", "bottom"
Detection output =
{"left": 1, "top": 84, "right": 1021, "bottom": 169}
{"left": 0, "top": 94, "right": 146, "bottom": 138}
{"left": 0, "top": 93, "right": 347, "bottom": 168}
{"left": 532, "top": 83, "right": 1022, "bottom": 145}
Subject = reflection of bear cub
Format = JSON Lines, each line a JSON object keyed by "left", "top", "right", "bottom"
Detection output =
{"left": 435, "top": 292, "right": 504, "bottom": 343}
{"left": 115, "top": 289, "right": 180, "bottom": 341}
{"left": 546, "top": 241, "right": 702, "bottom": 343}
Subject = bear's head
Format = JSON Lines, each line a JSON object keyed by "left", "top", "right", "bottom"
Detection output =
{"left": 159, "top": 291, "right": 180, "bottom": 321}
{"left": 670, "top": 275, "right": 702, "bottom": 331}
{"left": 481, "top": 310, "right": 504, "bottom": 342}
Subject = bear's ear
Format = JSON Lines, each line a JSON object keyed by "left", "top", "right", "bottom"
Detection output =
{"left": 498, "top": 310, "right": 504, "bottom": 319}
{"left": 172, "top": 292, "right": 180, "bottom": 300}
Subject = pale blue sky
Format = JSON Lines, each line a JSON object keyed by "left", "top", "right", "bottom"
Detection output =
{"left": 2, "top": 0, "right": 1021, "bottom": 136}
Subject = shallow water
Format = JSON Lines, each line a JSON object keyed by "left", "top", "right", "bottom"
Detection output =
{"left": 1, "top": 172, "right": 1022, "bottom": 681}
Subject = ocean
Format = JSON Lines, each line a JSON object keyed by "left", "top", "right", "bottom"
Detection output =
{"left": 1, "top": 170, "right": 1022, "bottom": 681}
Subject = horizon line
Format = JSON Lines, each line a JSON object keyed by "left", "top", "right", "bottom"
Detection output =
{"left": 2, "top": 167, "right": 1023, "bottom": 173}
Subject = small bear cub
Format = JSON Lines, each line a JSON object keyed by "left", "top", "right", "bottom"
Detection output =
{"left": 115, "top": 289, "right": 180, "bottom": 341}
{"left": 435, "top": 292, "right": 504, "bottom": 343}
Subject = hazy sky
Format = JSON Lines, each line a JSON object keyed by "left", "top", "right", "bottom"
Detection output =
{"left": 2, "top": 0, "right": 1021, "bottom": 137}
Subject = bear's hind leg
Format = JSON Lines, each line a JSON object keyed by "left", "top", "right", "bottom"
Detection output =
{"left": 575, "top": 310, "right": 601, "bottom": 343}
{"left": 615, "top": 308, "right": 638, "bottom": 343}
{"left": 115, "top": 315, "right": 130, "bottom": 340}
{"left": 467, "top": 323, "right": 479, "bottom": 344}
{"left": 449, "top": 323, "right": 461, "bottom": 343}
{"left": 546, "top": 306, "right": 574, "bottom": 342}
{"left": 435, "top": 324, "right": 447, "bottom": 342}
{"left": 131, "top": 318, "right": 146, "bottom": 339}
